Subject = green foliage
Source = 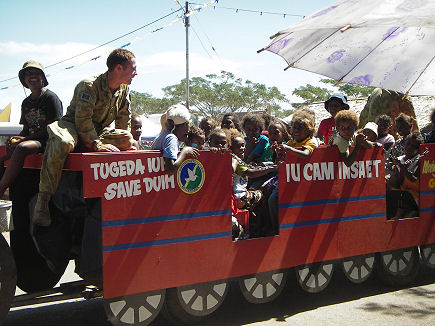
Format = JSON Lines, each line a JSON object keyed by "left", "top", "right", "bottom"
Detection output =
{"left": 291, "top": 79, "right": 374, "bottom": 107}
{"left": 129, "top": 91, "right": 175, "bottom": 116}
{"left": 292, "top": 84, "right": 332, "bottom": 104}
{"left": 320, "top": 79, "right": 374, "bottom": 98}
{"left": 162, "top": 71, "right": 289, "bottom": 119}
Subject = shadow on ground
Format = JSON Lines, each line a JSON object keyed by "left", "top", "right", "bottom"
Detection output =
{"left": 4, "top": 263, "right": 435, "bottom": 326}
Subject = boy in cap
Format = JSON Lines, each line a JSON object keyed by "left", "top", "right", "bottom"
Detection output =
{"left": 33, "top": 48, "right": 137, "bottom": 226}
{"left": 0, "top": 61, "right": 62, "bottom": 199}
{"left": 317, "top": 93, "right": 349, "bottom": 145}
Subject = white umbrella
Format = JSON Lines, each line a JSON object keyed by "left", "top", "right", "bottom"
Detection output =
{"left": 259, "top": 0, "right": 435, "bottom": 95}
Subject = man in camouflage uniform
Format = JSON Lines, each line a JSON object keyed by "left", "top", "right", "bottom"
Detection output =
{"left": 359, "top": 88, "right": 418, "bottom": 137}
{"left": 33, "top": 48, "right": 137, "bottom": 226}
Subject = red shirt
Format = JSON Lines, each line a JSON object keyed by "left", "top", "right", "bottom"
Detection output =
{"left": 317, "top": 117, "right": 335, "bottom": 144}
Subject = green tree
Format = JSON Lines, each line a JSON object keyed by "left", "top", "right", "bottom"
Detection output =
{"left": 129, "top": 91, "right": 174, "bottom": 115}
{"left": 320, "top": 79, "right": 374, "bottom": 98}
{"left": 162, "top": 71, "right": 290, "bottom": 119}
{"left": 292, "top": 84, "right": 332, "bottom": 104}
{"left": 291, "top": 79, "right": 375, "bottom": 107}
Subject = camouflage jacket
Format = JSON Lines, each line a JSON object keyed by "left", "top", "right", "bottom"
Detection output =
{"left": 61, "top": 72, "right": 130, "bottom": 146}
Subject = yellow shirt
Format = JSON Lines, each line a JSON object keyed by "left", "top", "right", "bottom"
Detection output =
{"left": 286, "top": 137, "right": 318, "bottom": 153}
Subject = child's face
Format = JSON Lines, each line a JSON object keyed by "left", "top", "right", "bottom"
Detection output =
{"left": 221, "top": 116, "right": 235, "bottom": 129}
{"left": 244, "top": 122, "right": 260, "bottom": 139}
{"left": 200, "top": 121, "right": 213, "bottom": 137}
{"left": 173, "top": 122, "right": 189, "bottom": 143}
{"left": 190, "top": 135, "right": 205, "bottom": 149}
{"left": 327, "top": 99, "right": 346, "bottom": 118}
{"left": 404, "top": 138, "right": 419, "bottom": 158}
{"left": 131, "top": 117, "right": 142, "bottom": 141}
{"left": 396, "top": 121, "right": 411, "bottom": 137}
{"left": 210, "top": 132, "right": 227, "bottom": 149}
{"left": 377, "top": 120, "right": 391, "bottom": 136}
{"left": 292, "top": 121, "right": 310, "bottom": 142}
{"left": 362, "top": 129, "right": 377, "bottom": 142}
{"left": 24, "top": 68, "right": 45, "bottom": 91}
{"left": 337, "top": 121, "right": 356, "bottom": 141}
{"left": 230, "top": 137, "right": 245, "bottom": 158}
{"left": 268, "top": 124, "right": 283, "bottom": 143}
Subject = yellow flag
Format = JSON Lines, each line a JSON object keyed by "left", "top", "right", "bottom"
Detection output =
{"left": 0, "top": 103, "right": 11, "bottom": 122}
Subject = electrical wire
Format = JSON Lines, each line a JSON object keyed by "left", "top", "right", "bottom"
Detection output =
{"left": 189, "top": 14, "right": 250, "bottom": 107}
{"left": 0, "top": 8, "right": 183, "bottom": 84}
{"left": 189, "top": 2, "right": 305, "bottom": 18}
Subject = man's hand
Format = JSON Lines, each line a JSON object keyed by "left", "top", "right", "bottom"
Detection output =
{"left": 96, "top": 143, "right": 120, "bottom": 152}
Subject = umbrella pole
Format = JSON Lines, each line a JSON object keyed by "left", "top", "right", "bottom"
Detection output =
{"left": 185, "top": 1, "right": 190, "bottom": 109}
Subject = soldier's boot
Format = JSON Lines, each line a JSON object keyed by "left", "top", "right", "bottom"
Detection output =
{"left": 33, "top": 192, "right": 51, "bottom": 227}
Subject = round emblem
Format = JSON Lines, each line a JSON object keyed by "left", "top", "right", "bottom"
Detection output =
{"left": 177, "top": 159, "right": 205, "bottom": 194}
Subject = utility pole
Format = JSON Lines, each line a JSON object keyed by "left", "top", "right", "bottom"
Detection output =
{"left": 185, "top": 1, "right": 190, "bottom": 109}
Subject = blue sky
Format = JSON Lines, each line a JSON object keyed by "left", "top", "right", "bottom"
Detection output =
{"left": 0, "top": 0, "right": 335, "bottom": 122}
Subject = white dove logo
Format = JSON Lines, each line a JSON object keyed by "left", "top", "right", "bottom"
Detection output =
{"left": 184, "top": 165, "right": 198, "bottom": 187}
{"left": 177, "top": 159, "right": 205, "bottom": 194}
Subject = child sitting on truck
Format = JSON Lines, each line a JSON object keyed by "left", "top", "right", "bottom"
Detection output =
{"left": 208, "top": 128, "right": 228, "bottom": 152}
{"left": 331, "top": 110, "right": 374, "bottom": 167}
{"left": 386, "top": 132, "right": 425, "bottom": 218}
{"left": 267, "top": 110, "right": 319, "bottom": 234}
{"left": 187, "top": 125, "right": 205, "bottom": 150}
{"left": 0, "top": 61, "right": 62, "bottom": 199}
{"left": 386, "top": 113, "right": 415, "bottom": 172}
{"left": 376, "top": 115, "right": 395, "bottom": 150}
{"left": 229, "top": 128, "right": 278, "bottom": 237}
{"left": 151, "top": 104, "right": 199, "bottom": 175}
{"left": 242, "top": 113, "right": 272, "bottom": 164}
{"left": 230, "top": 129, "right": 278, "bottom": 210}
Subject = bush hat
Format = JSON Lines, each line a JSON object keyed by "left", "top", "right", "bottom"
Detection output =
{"left": 324, "top": 93, "right": 349, "bottom": 111}
{"left": 18, "top": 60, "right": 48, "bottom": 88}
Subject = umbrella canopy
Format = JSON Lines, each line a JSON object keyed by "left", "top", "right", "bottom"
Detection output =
{"left": 260, "top": 0, "right": 435, "bottom": 95}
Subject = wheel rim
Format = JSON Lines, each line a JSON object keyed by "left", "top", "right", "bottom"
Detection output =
{"left": 176, "top": 279, "right": 228, "bottom": 317}
{"left": 380, "top": 248, "right": 415, "bottom": 275}
{"left": 239, "top": 270, "right": 287, "bottom": 303}
{"left": 0, "top": 234, "right": 17, "bottom": 322}
{"left": 420, "top": 244, "right": 435, "bottom": 269}
{"left": 341, "top": 254, "right": 375, "bottom": 284}
{"left": 296, "top": 262, "right": 334, "bottom": 293}
{"left": 104, "top": 290, "right": 165, "bottom": 326}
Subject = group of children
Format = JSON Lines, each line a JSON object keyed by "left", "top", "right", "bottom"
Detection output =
{"left": 2, "top": 60, "right": 434, "bottom": 236}
{"left": 320, "top": 94, "right": 431, "bottom": 220}
{"left": 152, "top": 94, "right": 433, "bottom": 237}
{"left": 94, "top": 94, "right": 435, "bottom": 237}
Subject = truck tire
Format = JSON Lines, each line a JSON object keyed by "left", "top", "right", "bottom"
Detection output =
{"left": 0, "top": 233, "right": 16, "bottom": 323}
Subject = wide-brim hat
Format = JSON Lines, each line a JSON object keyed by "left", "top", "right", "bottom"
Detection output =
{"left": 324, "top": 93, "right": 349, "bottom": 111}
{"left": 363, "top": 121, "right": 378, "bottom": 137}
{"left": 18, "top": 60, "right": 48, "bottom": 88}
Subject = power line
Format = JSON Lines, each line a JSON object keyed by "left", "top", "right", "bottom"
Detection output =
{"left": 0, "top": 8, "right": 183, "bottom": 84}
{"left": 189, "top": 2, "right": 305, "bottom": 18}
{"left": 190, "top": 12, "right": 250, "bottom": 107}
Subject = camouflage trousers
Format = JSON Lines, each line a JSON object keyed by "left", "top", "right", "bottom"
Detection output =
{"left": 39, "top": 120, "right": 134, "bottom": 194}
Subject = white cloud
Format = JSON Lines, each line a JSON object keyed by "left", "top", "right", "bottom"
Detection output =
{"left": 0, "top": 40, "right": 325, "bottom": 118}
{"left": 136, "top": 50, "right": 241, "bottom": 76}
